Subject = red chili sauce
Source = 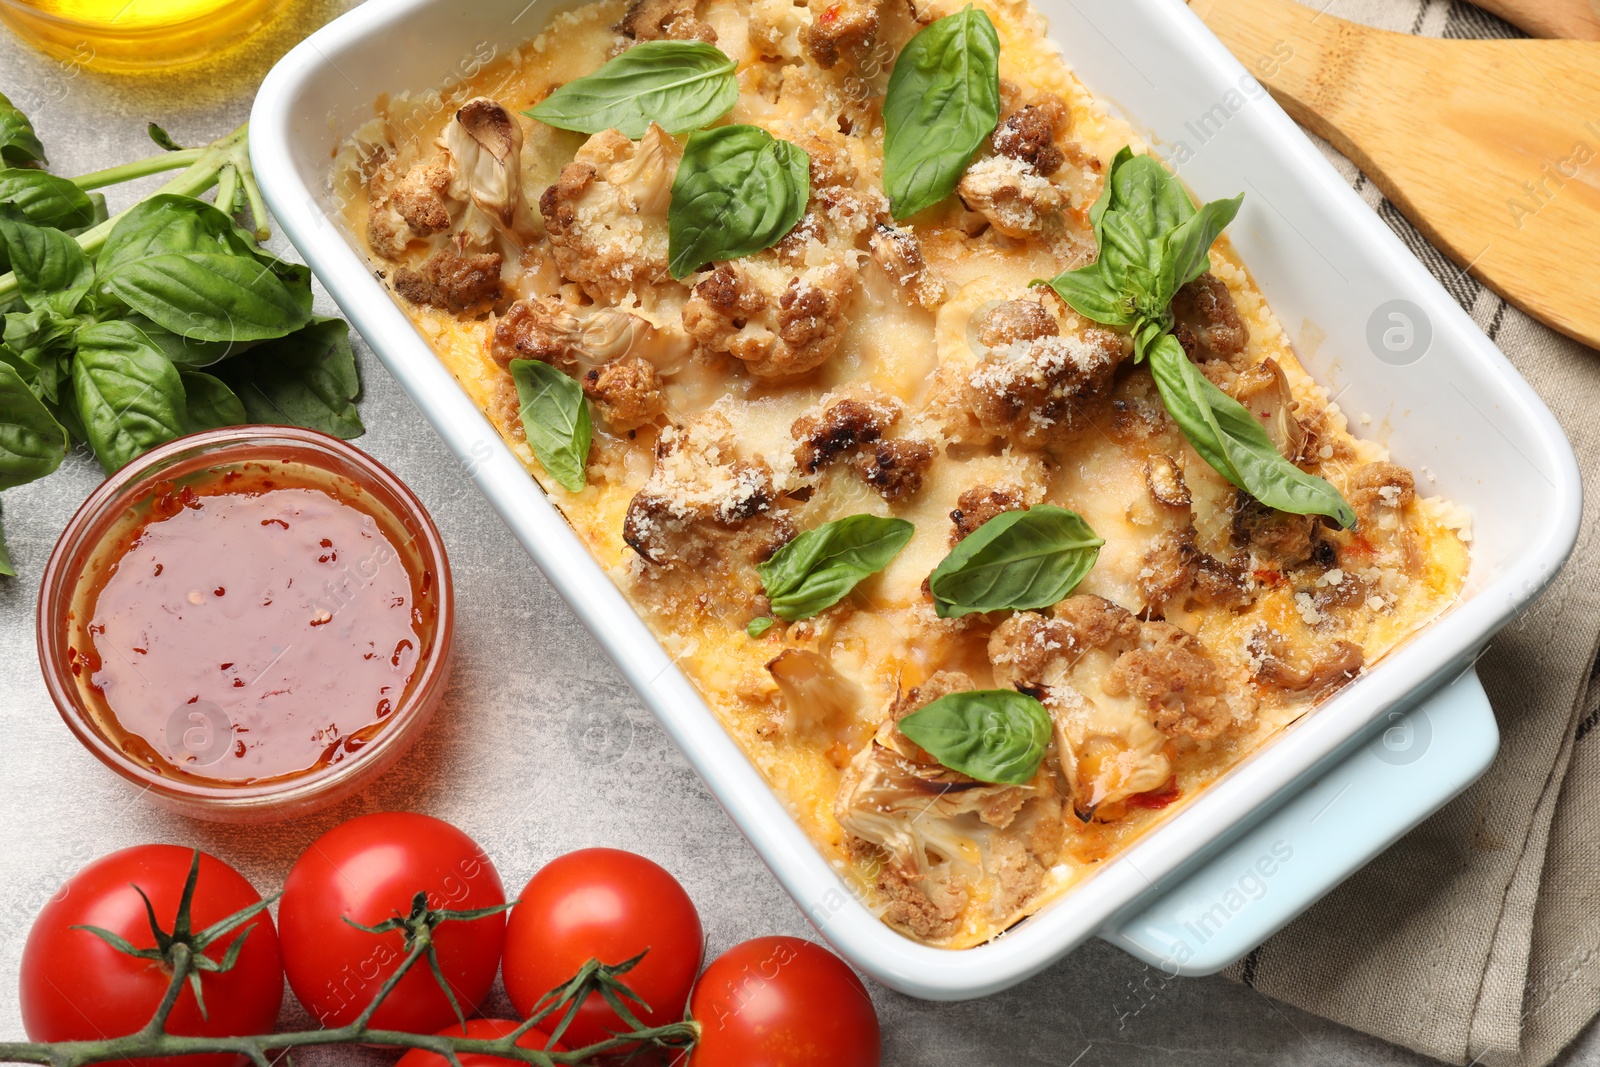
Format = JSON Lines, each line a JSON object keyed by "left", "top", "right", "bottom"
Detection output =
{"left": 76, "top": 464, "right": 427, "bottom": 785}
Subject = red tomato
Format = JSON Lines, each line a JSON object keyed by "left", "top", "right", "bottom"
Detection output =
{"left": 394, "top": 1018, "right": 565, "bottom": 1067}
{"left": 19, "top": 845, "right": 283, "bottom": 1067}
{"left": 688, "top": 937, "right": 879, "bottom": 1067}
{"left": 278, "top": 812, "right": 506, "bottom": 1031}
{"left": 502, "top": 849, "right": 702, "bottom": 1048}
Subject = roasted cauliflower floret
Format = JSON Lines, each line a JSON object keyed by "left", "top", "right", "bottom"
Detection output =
{"left": 991, "top": 101, "right": 1067, "bottom": 175}
{"left": 540, "top": 126, "right": 680, "bottom": 304}
{"left": 989, "top": 596, "right": 1250, "bottom": 819}
{"left": 944, "top": 320, "right": 1125, "bottom": 450}
{"left": 1174, "top": 271, "right": 1250, "bottom": 367}
{"left": 790, "top": 390, "right": 933, "bottom": 501}
{"left": 622, "top": 414, "right": 795, "bottom": 613}
{"left": 583, "top": 354, "right": 666, "bottom": 432}
{"left": 491, "top": 297, "right": 687, "bottom": 380}
{"left": 853, "top": 439, "right": 934, "bottom": 502}
{"left": 441, "top": 97, "right": 538, "bottom": 246}
{"left": 836, "top": 671, "right": 1061, "bottom": 941}
{"left": 949, "top": 484, "right": 1026, "bottom": 543}
{"left": 957, "top": 154, "right": 1067, "bottom": 239}
{"left": 393, "top": 248, "right": 503, "bottom": 314}
{"left": 682, "top": 259, "right": 856, "bottom": 379}
{"left": 616, "top": 0, "right": 716, "bottom": 41}
{"left": 801, "top": 0, "right": 878, "bottom": 69}
{"left": 868, "top": 224, "right": 946, "bottom": 310}
{"left": 1232, "top": 493, "right": 1336, "bottom": 572}
{"left": 367, "top": 155, "right": 456, "bottom": 259}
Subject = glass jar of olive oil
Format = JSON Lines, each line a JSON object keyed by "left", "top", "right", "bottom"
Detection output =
{"left": 0, "top": 0, "right": 291, "bottom": 72}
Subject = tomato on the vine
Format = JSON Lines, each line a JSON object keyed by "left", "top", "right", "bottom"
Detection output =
{"left": 277, "top": 812, "right": 507, "bottom": 1031}
{"left": 502, "top": 848, "right": 703, "bottom": 1048}
{"left": 688, "top": 936, "right": 880, "bottom": 1067}
{"left": 19, "top": 845, "right": 283, "bottom": 1067}
{"left": 393, "top": 1018, "right": 566, "bottom": 1067}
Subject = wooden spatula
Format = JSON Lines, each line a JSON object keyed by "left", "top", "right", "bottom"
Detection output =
{"left": 1189, "top": 0, "right": 1600, "bottom": 350}
{"left": 1479, "top": 0, "right": 1600, "bottom": 40}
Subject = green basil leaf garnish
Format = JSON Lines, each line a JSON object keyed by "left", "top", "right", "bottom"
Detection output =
{"left": 101, "top": 251, "right": 312, "bottom": 343}
{"left": 0, "top": 91, "right": 46, "bottom": 166}
{"left": 1148, "top": 334, "right": 1355, "bottom": 528}
{"left": 509, "top": 358, "right": 592, "bottom": 493}
{"left": 0, "top": 168, "right": 94, "bottom": 230}
{"left": 881, "top": 5, "right": 1001, "bottom": 219}
{"left": 0, "top": 208, "right": 93, "bottom": 316}
{"left": 1160, "top": 192, "right": 1244, "bottom": 301}
{"left": 72, "top": 320, "right": 187, "bottom": 473}
{"left": 898, "top": 689, "right": 1052, "bottom": 785}
{"left": 758, "top": 514, "right": 914, "bottom": 621}
{"left": 747, "top": 616, "right": 776, "bottom": 638}
{"left": 667, "top": 124, "right": 809, "bottom": 279}
{"left": 527, "top": 41, "right": 738, "bottom": 139}
{"left": 179, "top": 370, "right": 247, "bottom": 432}
{"left": 0, "top": 359, "right": 67, "bottom": 490}
{"left": 96, "top": 194, "right": 261, "bottom": 278}
{"left": 928, "top": 504, "right": 1102, "bottom": 618}
{"left": 216, "top": 318, "right": 364, "bottom": 439}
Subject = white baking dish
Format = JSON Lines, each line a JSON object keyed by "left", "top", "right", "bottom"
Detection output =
{"left": 250, "top": 0, "right": 1582, "bottom": 998}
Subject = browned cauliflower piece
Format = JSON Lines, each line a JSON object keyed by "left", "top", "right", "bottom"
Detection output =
{"left": 868, "top": 224, "right": 947, "bottom": 310}
{"left": 1174, "top": 272, "right": 1250, "bottom": 367}
{"left": 540, "top": 126, "right": 679, "bottom": 304}
{"left": 957, "top": 154, "right": 1068, "bottom": 239}
{"left": 853, "top": 439, "right": 934, "bottom": 502}
{"left": 622, "top": 414, "right": 795, "bottom": 612}
{"left": 948, "top": 484, "right": 1026, "bottom": 544}
{"left": 991, "top": 101, "right": 1067, "bottom": 175}
{"left": 946, "top": 314, "right": 1126, "bottom": 450}
{"left": 989, "top": 596, "right": 1250, "bottom": 819}
{"left": 583, "top": 354, "right": 666, "bottom": 432}
{"left": 790, "top": 390, "right": 933, "bottom": 502}
{"left": 801, "top": 0, "right": 878, "bottom": 69}
{"left": 490, "top": 297, "right": 685, "bottom": 377}
{"left": 616, "top": 0, "right": 717, "bottom": 41}
{"left": 682, "top": 259, "right": 856, "bottom": 379}
{"left": 367, "top": 155, "right": 455, "bottom": 259}
{"left": 393, "top": 248, "right": 503, "bottom": 314}
{"left": 1346, "top": 461, "right": 1416, "bottom": 527}
{"left": 836, "top": 671, "right": 1061, "bottom": 941}
{"left": 1231, "top": 493, "right": 1337, "bottom": 572}
{"left": 1248, "top": 629, "right": 1364, "bottom": 694}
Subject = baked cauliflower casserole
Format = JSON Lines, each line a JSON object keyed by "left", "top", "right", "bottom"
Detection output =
{"left": 337, "top": 0, "right": 1471, "bottom": 948}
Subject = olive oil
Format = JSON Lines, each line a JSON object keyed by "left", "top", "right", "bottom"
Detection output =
{"left": 0, "top": 0, "right": 290, "bottom": 71}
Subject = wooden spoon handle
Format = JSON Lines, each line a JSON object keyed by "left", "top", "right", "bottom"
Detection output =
{"left": 1474, "top": 0, "right": 1600, "bottom": 40}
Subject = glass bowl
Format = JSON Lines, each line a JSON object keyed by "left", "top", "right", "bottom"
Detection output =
{"left": 37, "top": 426, "right": 453, "bottom": 823}
{"left": 0, "top": 0, "right": 293, "bottom": 72}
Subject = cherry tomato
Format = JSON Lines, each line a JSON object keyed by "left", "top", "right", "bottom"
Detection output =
{"left": 688, "top": 937, "right": 880, "bottom": 1067}
{"left": 393, "top": 1018, "right": 565, "bottom": 1067}
{"left": 278, "top": 812, "right": 506, "bottom": 1031}
{"left": 19, "top": 845, "right": 283, "bottom": 1067}
{"left": 502, "top": 848, "right": 702, "bottom": 1048}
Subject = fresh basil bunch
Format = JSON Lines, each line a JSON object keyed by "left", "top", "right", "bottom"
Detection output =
{"left": 667, "top": 124, "right": 810, "bottom": 279}
{"left": 0, "top": 113, "right": 363, "bottom": 574}
{"left": 881, "top": 6, "right": 1001, "bottom": 219}
{"left": 509, "top": 358, "right": 592, "bottom": 493}
{"left": 757, "top": 514, "right": 914, "bottom": 621}
{"left": 526, "top": 41, "right": 738, "bottom": 139}
{"left": 927, "top": 504, "right": 1103, "bottom": 618}
{"left": 899, "top": 688, "right": 1052, "bottom": 785}
{"left": 1040, "top": 147, "right": 1354, "bottom": 528}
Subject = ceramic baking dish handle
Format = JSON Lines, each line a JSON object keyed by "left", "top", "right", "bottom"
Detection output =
{"left": 1097, "top": 665, "right": 1497, "bottom": 976}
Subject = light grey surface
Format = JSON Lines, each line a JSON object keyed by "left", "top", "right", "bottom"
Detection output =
{"left": 0, "top": 5, "right": 1597, "bottom": 1066}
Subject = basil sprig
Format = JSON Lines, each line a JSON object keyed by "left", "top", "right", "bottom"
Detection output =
{"left": 1040, "top": 148, "right": 1354, "bottom": 527}
{"left": 757, "top": 514, "right": 913, "bottom": 621}
{"left": 527, "top": 41, "right": 738, "bottom": 139}
{"left": 509, "top": 359, "right": 592, "bottom": 493}
{"left": 1148, "top": 335, "right": 1356, "bottom": 527}
{"left": 667, "top": 125, "right": 810, "bottom": 279}
{"left": 0, "top": 91, "right": 46, "bottom": 167}
{"left": 928, "top": 504, "right": 1102, "bottom": 618}
{"left": 881, "top": 6, "right": 1001, "bottom": 219}
{"left": 899, "top": 689, "right": 1052, "bottom": 785}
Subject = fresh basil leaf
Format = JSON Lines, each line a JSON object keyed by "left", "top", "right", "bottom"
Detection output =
{"left": 0, "top": 208, "right": 93, "bottom": 316}
{"left": 928, "top": 504, "right": 1103, "bottom": 618}
{"left": 2, "top": 309, "right": 74, "bottom": 404}
{"left": 0, "top": 92, "right": 45, "bottom": 167}
{"left": 527, "top": 41, "right": 738, "bottom": 138}
{"left": 147, "top": 122, "right": 185, "bottom": 152}
{"left": 747, "top": 616, "right": 775, "bottom": 638}
{"left": 1036, "top": 260, "right": 1138, "bottom": 327}
{"left": 96, "top": 194, "right": 260, "bottom": 277}
{"left": 0, "top": 169, "right": 94, "bottom": 230}
{"left": 0, "top": 509, "right": 13, "bottom": 577}
{"left": 1161, "top": 193, "right": 1243, "bottom": 300}
{"left": 898, "top": 689, "right": 1052, "bottom": 785}
{"left": 882, "top": 6, "right": 1000, "bottom": 219}
{"left": 216, "top": 317, "right": 364, "bottom": 438}
{"left": 73, "top": 320, "right": 188, "bottom": 472}
{"left": 101, "top": 251, "right": 311, "bottom": 343}
{"left": 1148, "top": 334, "right": 1355, "bottom": 527}
{"left": 0, "top": 359, "right": 67, "bottom": 489}
{"left": 757, "top": 514, "right": 914, "bottom": 621}
{"left": 508, "top": 358, "right": 591, "bottom": 492}
{"left": 180, "top": 370, "right": 246, "bottom": 431}
{"left": 124, "top": 314, "right": 246, "bottom": 368}
{"left": 667, "top": 124, "right": 809, "bottom": 279}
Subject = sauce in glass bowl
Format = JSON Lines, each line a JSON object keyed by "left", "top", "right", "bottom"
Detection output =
{"left": 39, "top": 427, "right": 452, "bottom": 821}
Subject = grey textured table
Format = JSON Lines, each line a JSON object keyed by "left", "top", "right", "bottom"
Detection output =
{"left": 1, "top": 4, "right": 1597, "bottom": 1065}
